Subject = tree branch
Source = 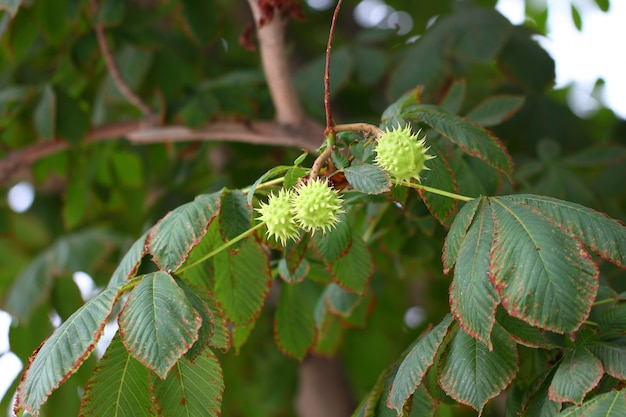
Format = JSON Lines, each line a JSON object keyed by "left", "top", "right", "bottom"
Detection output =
{"left": 0, "top": 119, "right": 322, "bottom": 186}
{"left": 90, "top": 0, "right": 155, "bottom": 122}
{"left": 246, "top": 0, "right": 305, "bottom": 127}
{"left": 324, "top": 0, "right": 343, "bottom": 135}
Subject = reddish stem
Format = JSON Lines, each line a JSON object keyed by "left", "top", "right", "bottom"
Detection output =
{"left": 324, "top": 0, "right": 343, "bottom": 135}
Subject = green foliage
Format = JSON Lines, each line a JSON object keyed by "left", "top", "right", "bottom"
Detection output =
{"left": 1, "top": 1, "right": 625, "bottom": 417}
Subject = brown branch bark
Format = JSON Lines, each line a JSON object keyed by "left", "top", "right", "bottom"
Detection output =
{"left": 90, "top": 0, "right": 155, "bottom": 121}
{"left": 0, "top": 120, "right": 321, "bottom": 185}
{"left": 246, "top": 0, "right": 305, "bottom": 126}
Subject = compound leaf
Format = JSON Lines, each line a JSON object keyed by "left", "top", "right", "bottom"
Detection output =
{"left": 218, "top": 189, "right": 252, "bottom": 244}
{"left": 442, "top": 198, "right": 480, "bottom": 273}
{"left": 555, "top": 389, "right": 626, "bottom": 416}
{"left": 405, "top": 104, "right": 513, "bottom": 180}
{"left": 344, "top": 164, "right": 391, "bottom": 195}
{"left": 450, "top": 199, "right": 499, "bottom": 348}
{"left": 152, "top": 348, "right": 224, "bottom": 417}
{"left": 502, "top": 194, "right": 626, "bottom": 268}
{"left": 420, "top": 144, "right": 458, "bottom": 224}
{"left": 549, "top": 347, "right": 603, "bottom": 404}
{"left": 465, "top": 95, "right": 525, "bottom": 127}
{"left": 15, "top": 288, "right": 118, "bottom": 416}
{"left": 587, "top": 341, "right": 626, "bottom": 380}
{"left": 214, "top": 238, "right": 272, "bottom": 325}
{"left": 119, "top": 271, "right": 201, "bottom": 379}
{"left": 387, "top": 314, "right": 453, "bottom": 413}
{"left": 274, "top": 280, "right": 318, "bottom": 360}
{"left": 79, "top": 334, "right": 152, "bottom": 417}
{"left": 489, "top": 197, "right": 599, "bottom": 333}
{"left": 148, "top": 192, "right": 220, "bottom": 272}
{"left": 439, "top": 325, "right": 518, "bottom": 414}
{"left": 330, "top": 234, "right": 373, "bottom": 295}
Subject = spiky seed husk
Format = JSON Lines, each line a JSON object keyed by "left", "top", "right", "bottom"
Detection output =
{"left": 256, "top": 189, "right": 300, "bottom": 246}
{"left": 374, "top": 125, "right": 435, "bottom": 183}
{"left": 291, "top": 178, "right": 343, "bottom": 234}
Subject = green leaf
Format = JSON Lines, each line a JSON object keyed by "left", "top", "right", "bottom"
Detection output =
{"left": 214, "top": 238, "right": 271, "bottom": 325}
{"left": 344, "top": 164, "right": 391, "bottom": 195}
{"left": 405, "top": 104, "right": 513, "bottom": 180}
{"left": 97, "top": 0, "right": 125, "bottom": 26}
{"left": 4, "top": 229, "right": 123, "bottom": 321}
{"left": 107, "top": 231, "right": 148, "bottom": 291}
{"left": 419, "top": 144, "right": 458, "bottom": 224}
{"left": 0, "top": 0, "right": 21, "bottom": 16}
{"left": 496, "top": 308, "right": 565, "bottom": 349}
{"left": 111, "top": 150, "right": 143, "bottom": 188}
{"left": 79, "top": 334, "right": 152, "bottom": 417}
{"left": 594, "top": 0, "right": 610, "bottom": 12}
{"left": 274, "top": 280, "right": 318, "bottom": 360}
{"left": 313, "top": 213, "right": 352, "bottom": 263}
{"left": 442, "top": 198, "right": 480, "bottom": 273}
{"left": 520, "top": 367, "right": 562, "bottom": 417}
{"left": 438, "top": 325, "right": 518, "bottom": 413}
{"left": 598, "top": 303, "right": 626, "bottom": 338}
{"left": 465, "top": 95, "right": 525, "bottom": 127}
{"left": 15, "top": 288, "right": 118, "bottom": 416}
{"left": 178, "top": 220, "right": 221, "bottom": 289}
{"left": 571, "top": 4, "right": 583, "bottom": 31}
{"left": 152, "top": 348, "right": 224, "bottom": 417}
{"left": 388, "top": 8, "right": 512, "bottom": 98}
{"left": 489, "top": 197, "right": 599, "bottom": 333}
{"left": 63, "top": 174, "right": 88, "bottom": 229}
{"left": 218, "top": 189, "right": 252, "bottom": 243}
{"left": 502, "top": 194, "right": 626, "bottom": 268}
{"left": 148, "top": 192, "right": 220, "bottom": 272}
{"left": 563, "top": 146, "right": 626, "bottom": 168}
{"left": 555, "top": 389, "right": 626, "bottom": 416}
{"left": 119, "top": 271, "right": 201, "bottom": 379}
{"left": 246, "top": 165, "right": 293, "bottom": 205}
{"left": 331, "top": 234, "right": 373, "bottom": 295}
{"left": 587, "top": 341, "right": 626, "bottom": 380}
{"left": 387, "top": 314, "right": 454, "bottom": 413}
{"left": 278, "top": 257, "right": 309, "bottom": 283}
{"left": 177, "top": 281, "right": 215, "bottom": 361}
{"left": 324, "top": 283, "right": 363, "bottom": 317}
{"left": 56, "top": 88, "right": 89, "bottom": 144}
{"left": 438, "top": 79, "right": 466, "bottom": 115}
{"left": 295, "top": 47, "right": 353, "bottom": 109}
{"left": 548, "top": 347, "right": 603, "bottom": 404}
{"left": 497, "top": 26, "right": 555, "bottom": 92}
{"left": 180, "top": 0, "right": 217, "bottom": 44}
{"left": 34, "top": 85, "right": 56, "bottom": 140}
{"left": 450, "top": 199, "right": 499, "bottom": 348}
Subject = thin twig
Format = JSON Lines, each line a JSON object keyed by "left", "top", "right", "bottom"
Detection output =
{"left": 309, "top": 145, "right": 332, "bottom": 180}
{"left": 334, "top": 122, "right": 383, "bottom": 138}
{"left": 324, "top": 0, "right": 343, "bottom": 135}
{"left": 0, "top": 119, "right": 323, "bottom": 185}
{"left": 89, "top": 0, "right": 155, "bottom": 122}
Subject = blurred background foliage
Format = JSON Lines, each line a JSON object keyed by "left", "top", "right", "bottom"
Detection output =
{"left": 0, "top": 0, "right": 625, "bottom": 416}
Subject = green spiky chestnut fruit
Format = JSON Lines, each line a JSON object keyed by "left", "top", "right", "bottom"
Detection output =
{"left": 374, "top": 125, "right": 434, "bottom": 183}
{"left": 256, "top": 189, "right": 300, "bottom": 245}
{"left": 291, "top": 178, "right": 343, "bottom": 234}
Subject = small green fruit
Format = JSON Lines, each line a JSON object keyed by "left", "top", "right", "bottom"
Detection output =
{"left": 256, "top": 189, "right": 300, "bottom": 245}
{"left": 374, "top": 125, "right": 434, "bottom": 183}
{"left": 291, "top": 178, "right": 343, "bottom": 234}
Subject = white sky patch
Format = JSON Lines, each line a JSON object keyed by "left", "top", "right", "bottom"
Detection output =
{"left": 7, "top": 181, "right": 35, "bottom": 213}
{"left": 73, "top": 271, "right": 98, "bottom": 301}
{"left": 497, "top": 0, "right": 626, "bottom": 118}
{"left": 0, "top": 311, "right": 23, "bottom": 403}
{"left": 306, "top": 0, "right": 334, "bottom": 11}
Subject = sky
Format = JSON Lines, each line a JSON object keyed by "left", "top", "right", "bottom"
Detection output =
{"left": 1, "top": 0, "right": 626, "bottom": 409}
